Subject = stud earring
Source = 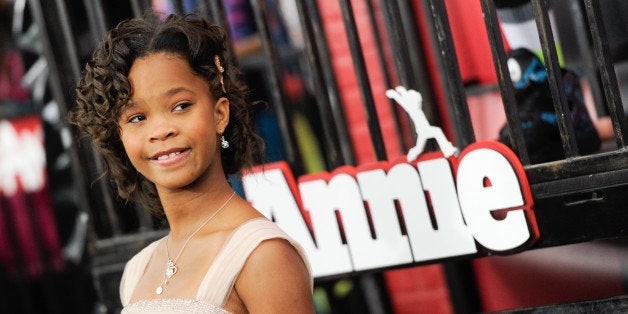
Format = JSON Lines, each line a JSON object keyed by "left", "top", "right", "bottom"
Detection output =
{"left": 220, "top": 134, "right": 230, "bottom": 149}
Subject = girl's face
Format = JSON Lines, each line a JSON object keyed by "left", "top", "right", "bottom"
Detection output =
{"left": 119, "top": 52, "right": 229, "bottom": 192}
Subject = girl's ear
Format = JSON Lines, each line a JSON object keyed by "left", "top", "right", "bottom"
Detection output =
{"left": 214, "top": 97, "right": 230, "bottom": 133}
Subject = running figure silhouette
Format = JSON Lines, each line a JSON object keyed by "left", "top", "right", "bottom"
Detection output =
{"left": 386, "top": 86, "right": 458, "bottom": 161}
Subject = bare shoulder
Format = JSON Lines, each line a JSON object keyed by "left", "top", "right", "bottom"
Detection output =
{"left": 235, "top": 237, "right": 314, "bottom": 313}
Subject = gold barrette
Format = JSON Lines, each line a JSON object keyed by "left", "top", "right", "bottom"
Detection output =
{"left": 214, "top": 55, "right": 226, "bottom": 93}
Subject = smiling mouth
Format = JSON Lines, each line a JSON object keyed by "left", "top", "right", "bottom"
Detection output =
{"left": 151, "top": 148, "right": 189, "bottom": 161}
{"left": 157, "top": 151, "right": 182, "bottom": 160}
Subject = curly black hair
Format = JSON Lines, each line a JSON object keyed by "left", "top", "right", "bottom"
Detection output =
{"left": 69, "top": 14, "right": 265, "bottom": 217}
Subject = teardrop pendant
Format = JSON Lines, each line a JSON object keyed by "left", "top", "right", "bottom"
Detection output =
{"left": 155, "top": 260, "right": 178, "bottom": 295}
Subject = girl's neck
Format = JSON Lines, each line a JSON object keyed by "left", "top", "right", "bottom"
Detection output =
{"left": 159, "top": 179, "right": 233, "bottom": 240}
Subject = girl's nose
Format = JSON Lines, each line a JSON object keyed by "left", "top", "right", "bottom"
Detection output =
{"left": 149, "top": 118, "right": 178, "bottom": 141}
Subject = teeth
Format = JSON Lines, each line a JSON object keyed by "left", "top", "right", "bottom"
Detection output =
{"left": 156, "top": 151, "right": 181, "bottom": 160}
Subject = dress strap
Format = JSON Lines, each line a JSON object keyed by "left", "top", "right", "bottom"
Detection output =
{"left": 196, "top": 218, "right": 311, "bottom": 306}
{"left": 119, "top": 240, "right": 161, "bottom": 306}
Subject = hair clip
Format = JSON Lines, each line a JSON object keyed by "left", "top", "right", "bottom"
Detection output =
{"left": 214, "top": 55, "right": 226, "bottom": 93}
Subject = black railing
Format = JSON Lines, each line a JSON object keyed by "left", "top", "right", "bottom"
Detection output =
{"left": 481, "top": 0, "right": 530, "bottom": 163}
{"left": 583, "top": 0, "right": 628, "bottom": 147}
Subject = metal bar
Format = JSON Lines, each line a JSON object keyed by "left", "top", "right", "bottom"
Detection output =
{"left": 562, "top": 0, "right": 606, "bottom": 119}
{"left": 421, "top": 6, "right": 482, "bottom": 310}
{"left": 249, "top": 0, "right": 302, "bottom": 171}
{"left": 526, "top": 149, "right": 628, "bottom": 184}
{"left": 386, "top": 0, "right": 444, "bottom": 151}
{"left": 205, "top": 0, "right": 228, "bottom": 29}
{"left": 53, "top": 0, "right": 81, "bottom": 80}
{"left": 33, "top": 0, "right": 123, "bottom": 236}
{"left": 443, "top": 261, "right": 481, "bottom": 313}
{"left": 338, "top": 0, "right": 387, "bottom": 161}
{"left": 129, "top": 0, "right": 151, "bottom": 17}
{"left": 130, "top": 0, "right": 141, "bottom": 17}
{"left": 55, "top": 0, "right": 123, "bottom": 235}
{"left": 304, "top": 0, "right": 355, "bottom": 166}
{"left": 379, "top": 0, "right": 413, "bottom": 87}
{"left": 422, "top": 0, "right": 475, "bottom": 148}
{"left": 203, "top": 0, "right": 240, "bottom": 70}
{"left": 82, "top": 0, "right": 108, "bottom": 41}
{"left": 480, "top": 0, "right": 530, "bottom": 165}
{"left": 397, "top": 0, "right": 440, "bottom": 125}
{"left": 366, "top": 0, "right": 408, "bottom": 152}
{"left": 531, "top": 0, "right": 579, "bottom": 158}
{"left": 583, "top": 0, "right": 628, "bottom": 148}
{"left": 11, "top": 0, "right": 26, "bottom": 36}
{"left": 195, "top": 0, "right": 210, "bottom": 20}
{"left": 90, "top": 147, "right": 122, "bottom": 235}
{"left": 294, "top": 1, "right": 345, "bottom": 168}
{"left": 170, "top": 0, "right": 185, "bottom": 15}
{"left": 531, "top": 162, "right": 628, "bottom": 198}
{"left": 25, "top": 0, "right": 97, "bottom": 236}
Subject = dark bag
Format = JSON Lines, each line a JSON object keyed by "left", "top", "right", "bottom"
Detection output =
{"left": 498, "top": 48, "right": 601, "bottom": 163}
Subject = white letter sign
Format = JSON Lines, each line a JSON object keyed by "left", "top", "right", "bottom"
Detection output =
{"left": 242, "top": 87, "right": 538, "bottom": 279}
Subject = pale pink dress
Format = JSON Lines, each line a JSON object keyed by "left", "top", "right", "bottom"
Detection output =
{"left": 119, "top": 218, "right": 311, "bottom": 313}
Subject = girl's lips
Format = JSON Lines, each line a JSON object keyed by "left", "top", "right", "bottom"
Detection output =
{"left": 151, "top": 148, "right": 190, "bottom": 166}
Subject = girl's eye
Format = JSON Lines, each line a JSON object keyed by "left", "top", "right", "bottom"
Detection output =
{"left": 128, "top": 115, "right": 146, "bottom": 123}
{"left": 174, "top": 102, "right": 192, "bottom": 111}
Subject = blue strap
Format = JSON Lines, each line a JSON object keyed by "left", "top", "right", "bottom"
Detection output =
{"left": 521, "top": 111, "right": 557, "bottom": 128}
{"left": 514, "top": 58, "right": 548, "bottom": 89}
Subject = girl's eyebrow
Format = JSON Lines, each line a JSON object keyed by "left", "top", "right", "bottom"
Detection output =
{"left": 124, "top": 87, "right": 194, "bottom": 109}
{"left": 122, "top": 87, "right": 194, "bottom": 109}
{"left": 164, "top": 87, "right": 194, "bottom": 97}
{"left": 121, "top": 100, "right": 137, "bottom": 111}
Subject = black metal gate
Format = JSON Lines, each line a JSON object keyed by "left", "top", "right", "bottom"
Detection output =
{"left": 2, "top": 0, "right": 627, "bottom": 313}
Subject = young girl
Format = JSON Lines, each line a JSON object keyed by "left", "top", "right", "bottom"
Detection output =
{"left": 70, "top": 14, "right": 313, "bottom": 313}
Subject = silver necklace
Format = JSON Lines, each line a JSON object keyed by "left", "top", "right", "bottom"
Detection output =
{"left": 156, "top": 191, "right": 236, "bottom": 295}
